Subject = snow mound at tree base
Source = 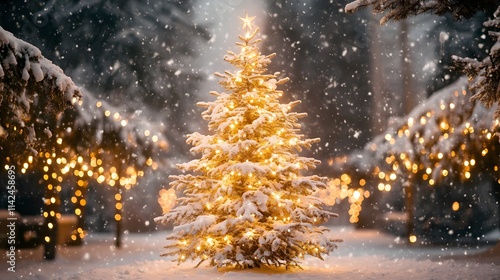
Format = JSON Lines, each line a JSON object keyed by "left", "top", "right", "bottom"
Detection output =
{"left": 1, "top": 227, "right": 498, "bottom": 280}
{"left": 70, "top": 253, "right": 500, "bottom": 280}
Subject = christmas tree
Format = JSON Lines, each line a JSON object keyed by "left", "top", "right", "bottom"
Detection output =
{"left": 155, "top": 14, "right": 340, "bottom": 269}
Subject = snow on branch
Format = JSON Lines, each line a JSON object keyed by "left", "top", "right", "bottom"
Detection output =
{"left": 345, "top": 0, "right": 498, "bottom": 25}
{"left": 0, "top": 26, "right": 81, "bottom": 164}
{"left": 345, "top": 1, "right": 500, "bottom": 118}
{"left": 453, "top": 5, "right": 500, "bottom": 119}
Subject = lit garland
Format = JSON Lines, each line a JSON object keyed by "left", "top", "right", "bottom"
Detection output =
{"left": 2, "top": 92, "right": 167, "bottom": 253}
{"left": 55, "top": 89, "right": 168, "bottom": 247}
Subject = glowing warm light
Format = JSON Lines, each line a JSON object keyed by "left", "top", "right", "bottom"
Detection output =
{"left": 152, "top": 15, "right": 344, "bottom": 267}
{"left": 240, "top": 14, "right": 255, "bottom": 30}
{"left": 341, "top": 173, "right": 351, "bottom": 184}
{"left": 408, "top": 117, "right": 414, "bottom": 127}
{"left": 97, "top": 175, "right": 105, "bottom": 183}
{"left": 352, "top": 190, "right": 361, "bottom": 201}
{"left": 452, "top": 201, "right": 460, "bottom": 211}
{"left": 409, "top": 235, "right": 417, "bottom": 243}
{"left": 206, "top": 237, "right": 215, "bottom": 245}
{"left": 158, "top": 188, "right": 177, "bottom": 214}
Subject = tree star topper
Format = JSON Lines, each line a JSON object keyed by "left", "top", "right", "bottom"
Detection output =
{"left": 240, "top": 12, "right": 256, "bottom": 31}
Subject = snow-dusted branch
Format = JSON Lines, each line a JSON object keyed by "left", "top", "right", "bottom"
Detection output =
{"left": 0, "top": 26, "right": 81, "bottom": 163}
{"left": 453, "top": 6, "right": 500, "bottom": 118}
{"left": 345, "top": 0, "right": 498, "bottom": 25}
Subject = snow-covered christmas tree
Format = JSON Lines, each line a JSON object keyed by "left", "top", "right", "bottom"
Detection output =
{"left": 155, "top": 14, "right": 340, "bottom": 269}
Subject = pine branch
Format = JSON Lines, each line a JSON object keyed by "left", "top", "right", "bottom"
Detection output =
{"left": 346, "top": 0, "right": 498, "bottom": 25}
{"left": 452, "top": 6, "right": 500, "bottom": 118}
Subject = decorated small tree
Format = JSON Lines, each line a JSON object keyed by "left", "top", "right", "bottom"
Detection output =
{"left": 155, "top": 15, "right": 340, "bottom": 269}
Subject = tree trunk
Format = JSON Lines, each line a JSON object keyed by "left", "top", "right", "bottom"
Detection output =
{"left": 400, "top": 19, "right": 415, "bottom": 114}
{"left": 369, "top": 14, "right": 385, "bottom": 135}
{"left": 115, "top": 182, "right": 123, "bottom": 248}
{"left": 43, "top": 160, "right": 60, "bottom": 260}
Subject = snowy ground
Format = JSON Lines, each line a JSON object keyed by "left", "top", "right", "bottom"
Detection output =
{"left": 1, "top": 226, "right": 499, "bottom": 280}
